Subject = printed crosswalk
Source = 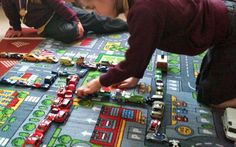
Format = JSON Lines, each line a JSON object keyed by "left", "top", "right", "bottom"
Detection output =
{"left": 0, "top": 137, "right": 9, "bottom": 147}
{"left": 24, "top": 96, "right": 40, "bottom": 103}
{"left": 0, "top": 61, "right": 18, "bottom": 68}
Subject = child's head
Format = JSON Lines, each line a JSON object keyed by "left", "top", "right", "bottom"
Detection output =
{"left": 89, "top": 0, "right": 123, "bottom": 18}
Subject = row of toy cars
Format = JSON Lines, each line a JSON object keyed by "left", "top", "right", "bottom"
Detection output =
{"left": 1, "top": 72, "right": 57, "bottom": 89}
{"left": 0, "top": 51, "right": 59, "bottom": 63}
{"left": 0, "top": 52, "right": 26, "bottom": 59}
{"left": 76, "top": 56, "right": 114, "bottom": 73}
{"left": 145, "top": 68, "right": 169, "bottom": 144}
{"left": 23, "top": 75, "right": 79, "bottom": 146}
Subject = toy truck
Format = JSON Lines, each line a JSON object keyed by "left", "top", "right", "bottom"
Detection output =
{"left": 222, "top": 107, "right": 236, "bottom": 141}
{"left": 156, "top": 54, "right": 168, "bottom": 72}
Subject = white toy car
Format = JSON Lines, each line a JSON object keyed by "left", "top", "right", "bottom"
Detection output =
{"left": 222, "top": 107, "right": 236, "bottom": 141}
{"left": 150, "top": 101, "right": 165, "bottom": 119}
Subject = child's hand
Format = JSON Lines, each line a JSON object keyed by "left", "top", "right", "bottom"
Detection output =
{"left": 5, "top": 30, "right": 22, "bottom": 37}
{"left": 77, "top": 22, "right": 84, "bottom": 38}
{"left": 113, "top": 77, "right": 139, "bottom": 89}
{"left": 76, "top": 77, "right": 101, "bottom": 96}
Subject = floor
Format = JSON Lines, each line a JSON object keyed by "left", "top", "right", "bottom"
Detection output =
{"left": 0, "top": 5, "right": 9, "bottom": 40}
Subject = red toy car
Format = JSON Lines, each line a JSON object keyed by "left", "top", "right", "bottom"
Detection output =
{"left": 66, "top": 84, "right": 76, "bottom": 92}
{"left": 148, "top": 119, "right": 161, "bottom": 133}
{"left": 50, "top": 108, "right": 70, "bottom": 123}
{"left": 23, "top": 132, "right": 44, "bottom": 147}
{"left": 35, "top": 119, "right": 52, "bottom": 134}
{"left": 175, "top": 115, "right": 188, "bottom": 122}
{"left": 51, "top": 97, "right": 73, "bottom": 109}
{"left": 66, "top": 75, "right": 79, "bottom": 85}
{"left": 174, "top": 101, "right": 187, "bottom": 107}
{"left": 57, "top": 87, "right": 66, "bottom": 97}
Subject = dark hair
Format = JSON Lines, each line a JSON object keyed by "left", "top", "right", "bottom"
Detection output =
{"left": 115, "top": 0, "right": 124, "bottom": 16}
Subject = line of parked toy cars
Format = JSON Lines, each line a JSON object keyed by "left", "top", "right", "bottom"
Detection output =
{"left": 0, "top": 72, "right": 58, "bottom": 90}
{"left": 23, "top": 75, "right": 79, "bottom": 146}
{"left": 76, "top": 56, "right": 114, "bottom": 72}
{"left": 0, "top": 52, "right": 26, "bottom": 59}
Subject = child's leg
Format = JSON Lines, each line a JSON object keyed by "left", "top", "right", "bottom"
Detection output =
{"left": 196, "top": 46, "right": 236, "bottom": 107}
{"left": 42, "top": 14, "right": 78, "bottom": 43}
{"left": 66, "top": 3, "right": 128, "bottom": 34}
{"left": 196, "top": 3, "right": 236, "bottom": 107}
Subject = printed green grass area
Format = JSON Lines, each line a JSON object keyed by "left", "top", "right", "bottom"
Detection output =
{"left": 93, "top": 101, "right": 120, "bottom": 107}
{"left": 71, "top": 139, "right": 102, "bottom": 147}
{"left": 82, "top": 71, "right": 101, "bottom": 85}
{"left": 168, "top": 59, "right": 178, "bottom": 64}
{"left": 11, "top": 137, "right": 25, "bottom": 146}
{"left": 108, "top": 34, "right": 122, "bottom": 39}
{"left": 95, "top": 53, "right": 124, "bottom": 64}
{"left": 168, "top": 67, "right": 180, "bottom": 74}
{"left": 48, "top": 128, "right": 62, "bottom": 147}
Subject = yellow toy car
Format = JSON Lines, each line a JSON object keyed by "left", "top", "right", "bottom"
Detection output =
{"left": 23, "top": 53, "right": 43, "bottom": 62}
{"left": 59, "top": 56, "right": 74, "bottom": 66}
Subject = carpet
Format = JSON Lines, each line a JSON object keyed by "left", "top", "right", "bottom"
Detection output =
{"left": 0, "top": 28, "right": 44, "bottom": 77}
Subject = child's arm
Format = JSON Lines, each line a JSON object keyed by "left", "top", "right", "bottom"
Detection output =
{"left": 76, "top": 7, "right": 164, "bottom": 96}
{"left": 2, "top": 0, "right": 22, "bottom": 31}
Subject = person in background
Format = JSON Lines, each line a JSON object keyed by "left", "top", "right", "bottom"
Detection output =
{"left": 76, "top": 0, "right": 236, "bottom": 108}
{"left": 2, "top": 0, "right": 127, "bottom": 43}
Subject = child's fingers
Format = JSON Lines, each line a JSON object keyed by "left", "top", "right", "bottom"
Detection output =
{"left": 117, "top": 83, "right": 130, "bottom": 89}
{"left": 76, "top": 87, "right": 85, "bottom": 97}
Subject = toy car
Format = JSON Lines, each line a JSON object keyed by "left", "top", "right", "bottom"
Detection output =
{"left": 79, "top": 61, "right": 97, "bottom": 70}
{"left": 51, "top": 97, "right": 72, "bottom": 109}
{"left": 0, "top": 52, "right": 8, "bottom": 58}
{"left": 23, "top": 53, "right": 43, "bottom": 62}
{"left": 35, "top": 119, "right": 52, "bottom": 134}
{"left": 66, "top": 75, "right": 79, "bottom": 85}
{"left": 96, "top": 61, "right": 113, "bottom": 67}
{"left": 222, "top": 107, "right": 236, "bottom": 141}
{"left": 174, "top": 101, "right": 187, "bottom": 107}
{"left": 151, "top": 93, "right": 163, "bottom": 101}
{"left": 49, "top": 108, "right": 70, "bottom": 123}
{"left": 175, "top": 107, "right": 188, "bottom": 114}
{"left": 76, "top": 56, "right": 85, "bottom": 66}
{"left": 43, "top": 56, "right": 59, "bottom": 63}
{"left": 8, "top": 52, "right": 25, "bottom": 59}
{"left": 59, "top": 56, "right": 74, "bottom": 66}
{"left": 97, "top": 65, "right": 109, "bottom": 72}
{"left": 148, "top": 119, "right": 161, "bottom": 133}
{"left": 150, "top": 101, "right": 165, "bottom": 119}
{"left": 174, "top": 115, "right": 188, "bottom": 122}
{"left": 156, "top": 54, "right": 168, "bottom": 72}
{"left": 23, "top": 132, "right": 44, "bottom": 147}
{"left": 66, "top": 84, "right": 76, "bottom": 92}
{"left": 156, "top": 80, "right": 164, "bottom": 87}
{"left": 146, "top": 132, "right": 168, "bottom": 143}
{"left": 57, "top": 87, "right": 66, "bottom": 97}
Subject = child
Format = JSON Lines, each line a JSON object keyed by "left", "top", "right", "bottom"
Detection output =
{"left": 2, "top": 0, "right": 128, "bottom": 43}
{"left": 76, "top": 0, "right": 236, "bottom": 108}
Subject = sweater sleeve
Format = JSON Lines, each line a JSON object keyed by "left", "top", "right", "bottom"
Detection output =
{"left": 99, "top": 5, "right": 165, "bottom": 87}
{"left": 46, "top": 0, "right": 79, "bottom": 22}
{"left": 2, "top": 0, "right": 22, "bottom": 31}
